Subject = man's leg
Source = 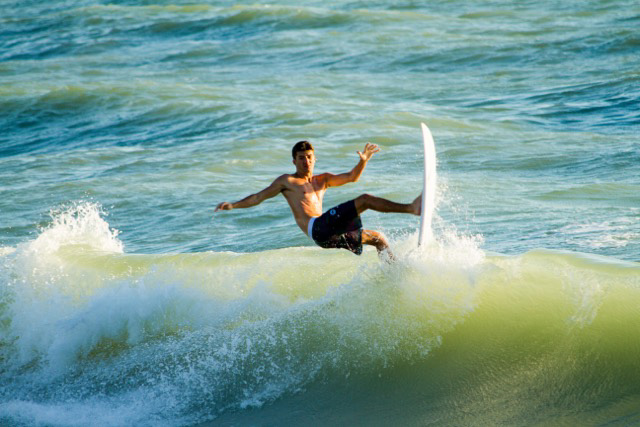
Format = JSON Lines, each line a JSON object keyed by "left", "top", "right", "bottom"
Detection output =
{"left": 362, "top": 229, "right": 394, "bottom": 259}
{"left": 354, "top": 193, "right": 421, "bottom": 216}
{"left": 362, "top": 229, "right": 388, "bottom": 252}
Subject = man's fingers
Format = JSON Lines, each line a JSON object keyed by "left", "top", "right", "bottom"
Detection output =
{"left": 365, "top": 142, "right": 379, "bottom": 152}
{"left": 215, "top": 202, "right": 229, "bottom": 212}
{"left": 365, "top": 145, "right": 379, "bottom": 155}
{"left": 359, "top": 143, "right": 380, "bottom": 160}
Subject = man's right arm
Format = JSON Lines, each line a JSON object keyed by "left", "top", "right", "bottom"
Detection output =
{"left": 215, "top": 175, "right": 286, "bottom": 212}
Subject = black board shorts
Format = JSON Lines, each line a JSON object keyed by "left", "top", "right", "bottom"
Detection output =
{"left": 310, "top": 200, "right": 363, "bottom": 255}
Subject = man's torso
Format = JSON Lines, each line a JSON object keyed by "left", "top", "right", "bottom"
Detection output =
{"left": 280, "top": 174, "right": 328, "bottom": 234}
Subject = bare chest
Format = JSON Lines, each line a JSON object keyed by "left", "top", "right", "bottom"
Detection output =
{"left": 285, "top": 178, "right": 325, "bottom": 203}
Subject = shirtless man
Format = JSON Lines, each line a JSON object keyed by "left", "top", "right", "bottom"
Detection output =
{"left": 215, "top": 141, "right": 421, "bottom": 256}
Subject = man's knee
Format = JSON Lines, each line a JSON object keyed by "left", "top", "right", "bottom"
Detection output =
{"left": 355, "top": 193, "right": 373, "bottom": 212}
{"left": 362, "top": 229, "right": 388, "bottom": 250}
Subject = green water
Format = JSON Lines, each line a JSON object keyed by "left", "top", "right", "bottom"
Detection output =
{"left": 1, "top": 1, "right": 639, "bottom": 425}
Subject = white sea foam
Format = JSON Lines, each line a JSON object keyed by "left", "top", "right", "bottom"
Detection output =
{"left": 0, "top": 200, "right": 491, "bottom": 424}
{"left": 2, "top": 202, "right": 638, "bottom": 426}
{"left": 1, "top": 203, "right": 124, "bottom": 369}
{"left": 560, "top": 218, "right": 640, "bottom": 249}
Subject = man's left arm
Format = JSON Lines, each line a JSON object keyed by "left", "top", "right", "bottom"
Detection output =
{"left": 325, "top": 142, "right": 380, "bottom": 188}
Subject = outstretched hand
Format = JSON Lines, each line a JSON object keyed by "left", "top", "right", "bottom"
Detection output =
{"left": 214, "top": 202, "right": 233, "bottom": 212}
{"left": 358, "top": 142, "right": 380, "bottom": 162}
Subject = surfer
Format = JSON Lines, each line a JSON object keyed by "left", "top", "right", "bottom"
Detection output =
{"left": 215, "top": 141, "right": 421, "bottom": 257}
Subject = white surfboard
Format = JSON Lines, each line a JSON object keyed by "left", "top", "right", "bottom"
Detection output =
{"left": 418, "top": 123, "right": 437, "bottom": 247}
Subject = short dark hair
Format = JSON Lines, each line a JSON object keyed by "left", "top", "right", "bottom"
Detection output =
{"left": 292, "top": 140, "right": 314, "bottom": 159}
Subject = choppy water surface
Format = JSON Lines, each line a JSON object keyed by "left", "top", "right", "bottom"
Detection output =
{"left": 1, "top": 1, "right": 639, "bottom": 425}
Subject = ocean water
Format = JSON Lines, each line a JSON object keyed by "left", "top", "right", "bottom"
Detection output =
{"left": 1, "top": 1, "right": 639, "bottom": 425}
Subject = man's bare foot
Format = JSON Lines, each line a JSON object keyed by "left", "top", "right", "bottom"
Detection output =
{"left": 411, "top": 194, "right": 422, "bottom": 216}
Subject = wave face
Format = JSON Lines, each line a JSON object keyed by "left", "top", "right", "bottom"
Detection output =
{"left": 1, "top": 0, "right": 638, "bottom": 259}
{"left": 1, "top": 204, "right": 638, "bottom": 425}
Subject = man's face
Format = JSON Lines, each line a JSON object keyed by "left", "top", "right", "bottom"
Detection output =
{"left": 293, "top": 150, "right": 315, "bottom": 174}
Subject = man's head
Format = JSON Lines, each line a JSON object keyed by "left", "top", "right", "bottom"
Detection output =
{"left": 292, "top": 140, "right": 314, "bottom": 159}
{"left": 292, "top": 140, "right": 315, "bottom": 175}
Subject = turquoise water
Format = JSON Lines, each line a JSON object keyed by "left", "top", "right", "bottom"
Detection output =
{"left": 1, "top": 1, "right": 639, "bottom": 425}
